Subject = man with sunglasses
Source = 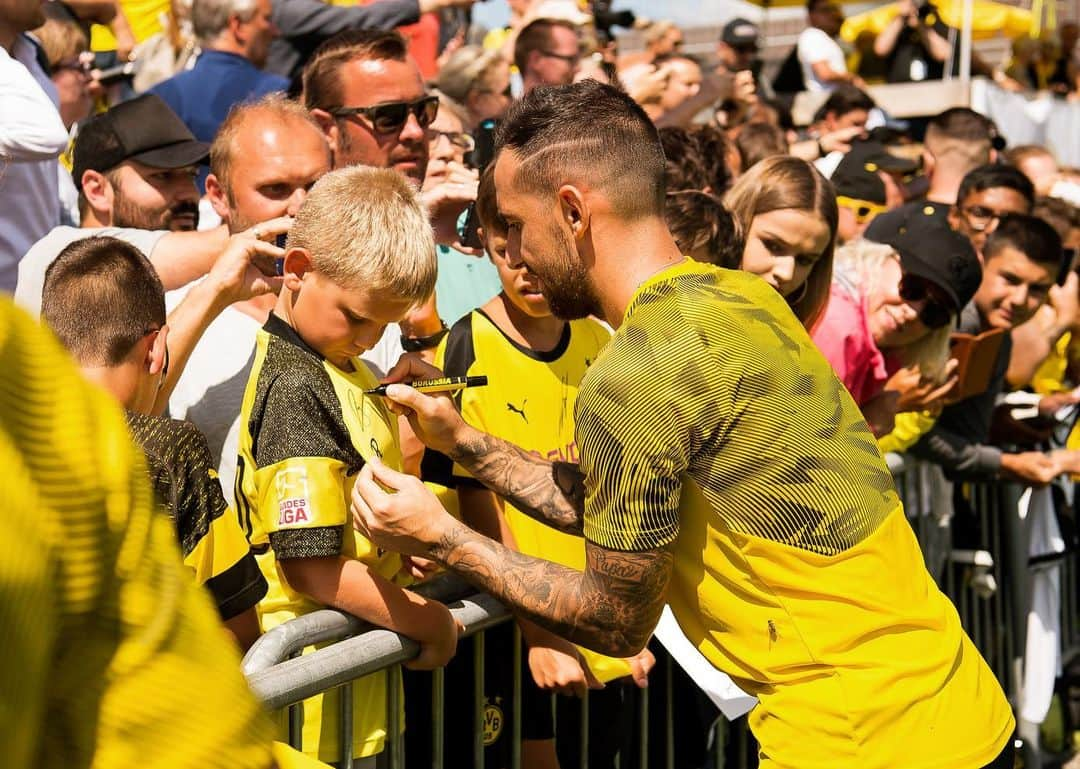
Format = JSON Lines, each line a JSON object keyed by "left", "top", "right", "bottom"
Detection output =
{"left": 515, "top": 18, "right": 581, "bottom": 94}
{"left": 303, "top": 29, "right": 477, "bottom": 348}
{"left": 910, "top": 214, "right": 1080, "bottom": 486}
{"left": 948, "top": 163, "right": 1035, "bottom": 258}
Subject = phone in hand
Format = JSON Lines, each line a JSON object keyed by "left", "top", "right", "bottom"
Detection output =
{"left": 460, "top": 202, "right": 484, "bottom": 250}
{"left": 275, "top": 233, "right": 287, "bottom": 276}
{"left": 466, "top": 118, "right": 498, "bottom": 171}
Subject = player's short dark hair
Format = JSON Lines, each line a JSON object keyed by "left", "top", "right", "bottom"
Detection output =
{"left": 41, "top": 236, "right": 165, "bottom": 366}
{"left": 513, "top": 18, "right": 578, "bottom": 73}
{"left": 816, "top": 84, "right": 875, "bottom": 120}
{"left": 957, "top": 164, "right": 1035, "bottom": 211}
{"left": 302, "top": 29, "right": 409, "bottom": 110}
{"left": 664, "top": 190, "right": 743, "bottom": 268}
{"left": 984, "top": 214, "right": 1062, "bottom": 268}
{"left": 496, "top": 80, "right": 665, "bottom": 219}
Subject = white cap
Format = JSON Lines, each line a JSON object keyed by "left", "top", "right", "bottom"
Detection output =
{"left": 522, "top": 0, "right": 593, "bottom": 28}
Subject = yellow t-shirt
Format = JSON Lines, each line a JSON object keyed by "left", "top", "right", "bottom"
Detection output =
{"left": 426, "top": 309, "right": 629, "bottom": 683}
{"left": 577, "top": 261, "right": 1013, "bottom": 768}
{"left": 0, "top": 297, "right": 276, "bottom": 768}
{"left": 236, "top": 314, "right": 405, "bottom": 763}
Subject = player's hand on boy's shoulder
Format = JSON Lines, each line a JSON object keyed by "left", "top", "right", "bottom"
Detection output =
{"left": 405, "top": 600, "right": 462, "bottom": 671}
{"left": 378, "top": 354, "right": 472, "bottom": 456}
{"left": 207, "top": 217, "right": 292, "bottom": 305}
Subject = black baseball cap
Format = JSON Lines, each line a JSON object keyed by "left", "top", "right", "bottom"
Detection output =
{"left": 72, "top": 94, "right": 209, "bottom": 190}
{"left": 845, "top": 140, "right": 919, "bottom": 176}
{"left": 721, "top": 18, "right": 760, "bottom": 48}
{"left": 883, "top": 220, "right": 982, "bottom": 311}
{"left": 832, "top": 155, "right": 887, "bottom": 206}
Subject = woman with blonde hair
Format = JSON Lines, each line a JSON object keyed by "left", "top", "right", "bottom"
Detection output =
{"left": 724, "top": 155, "right": 837, "bottom": 328}
{"left": 432, "top": 45, "right": 513, "bottom": 130}
{"left": 812, "top": 228, "right": 981, "bottom": 436}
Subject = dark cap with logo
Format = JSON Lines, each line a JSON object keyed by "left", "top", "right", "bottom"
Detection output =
{"left": 832, "top": 140, "right": 920, "bottom": 205}
{"left": 72, "top": 94, "right": 209, "bottom": 190}
{"left": 721, "top": 18, "right": 760, "bottom": 47}
{"left": 872, "top": 218, "right": 982, "bottom": 311}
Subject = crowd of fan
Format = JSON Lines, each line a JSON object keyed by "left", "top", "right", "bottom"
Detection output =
{"left": 3, "top": 0, "right": 1080, "bottom": 765}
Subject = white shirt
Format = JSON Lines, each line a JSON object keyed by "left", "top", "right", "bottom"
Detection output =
{"left": 797, "top": 27, "right": 848, "bottom": 93}
{"left": 15, "top": 226, "right": 168, "bottom": 317}
{"left": 166, "top": 280, "right": 405, "bottom": 507}
{"left": 0, "top": 35, "right": 68, "bottom": 292}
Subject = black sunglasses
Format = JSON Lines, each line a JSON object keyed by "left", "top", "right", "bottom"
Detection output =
{"left": 329, "top": 95, "right": 440, "bottom": 135}
{"left": 898, "top": 275, "right": 953, "bottom": 329}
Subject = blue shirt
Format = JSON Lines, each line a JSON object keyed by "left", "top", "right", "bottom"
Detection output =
{"left": 434, "top": 245, "right": 503, "bottom": 326}
{"left": 150, "top": 50, "right": 289, "bottom": 190}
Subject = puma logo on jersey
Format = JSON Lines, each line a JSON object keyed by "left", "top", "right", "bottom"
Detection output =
{"left": 507, "top": 399, "right": 528, "bottom": 423}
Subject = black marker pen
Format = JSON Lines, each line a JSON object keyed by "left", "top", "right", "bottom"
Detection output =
{"left": 365, "top": 375, "right": 488, "bottom": 397}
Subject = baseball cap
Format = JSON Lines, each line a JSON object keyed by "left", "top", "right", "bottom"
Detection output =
{"left": 881, "top": 220, "right": 982, "bottom": 311}
{"left": 721, "top": 18, "right": 760, "bottom": 48}
{"left": 72, "top": 94, "right": 209, "bottom": 190}
{"left": 522, "top": 0, "right": 593, "bottom": 27}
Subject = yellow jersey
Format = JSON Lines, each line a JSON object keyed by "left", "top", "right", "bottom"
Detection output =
{"left": 127, "top": 411, "right": 267, "bottom": 619}
{"left": 235, "top": 314, "right": 405, "bottom": 763}
{"left": 426, "top": 308, "right": 629, "bottom": 683}
{"left": 577, "top": 261, "right": 1013, "bottom": 768}
{"left": 0, "top": 297, "right": 275, "bottom": 768}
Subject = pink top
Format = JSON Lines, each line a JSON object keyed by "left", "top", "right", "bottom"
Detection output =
{"left": 812, "top": 282, "right": 889, "bottom": 405}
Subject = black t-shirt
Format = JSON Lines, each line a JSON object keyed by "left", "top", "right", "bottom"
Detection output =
{"left": 884, "top": 5, "right": 954, "bottom": 83}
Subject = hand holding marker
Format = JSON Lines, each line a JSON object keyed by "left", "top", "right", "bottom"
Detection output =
{"left": 365, "top": 376, "right": 488, "bottom": 397}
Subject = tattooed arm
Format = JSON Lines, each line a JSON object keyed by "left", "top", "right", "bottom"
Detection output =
{"left": 378, "top": 354, "right": 585, "bottom": 534}
{"left": 352, "top": 459, "right": 671, "bottom": 656}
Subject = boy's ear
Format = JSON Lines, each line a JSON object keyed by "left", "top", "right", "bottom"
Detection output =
{"left": 282, "top": 247, "right": 314, "bottom": 291}
{"left": 147, "top": 325, "right": 169, "bottom": 377}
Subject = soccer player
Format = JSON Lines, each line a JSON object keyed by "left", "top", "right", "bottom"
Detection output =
{"left": 353, "top": 80, "right": 1016, "bottom": 768}
{"left": 234, "top": 165, "right": 459, "bottom": 765}
{"left": 40, "top": 235, "right": 271, "bottom": 650}
{"left": 421, "top": 168, "right": 651, "bottom": 768}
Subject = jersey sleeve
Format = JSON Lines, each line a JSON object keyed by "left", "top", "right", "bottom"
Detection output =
{"left": 252, "top": 371, "right": 355, "bottom": 560}
{"left": 578, "top": 319, "right": 716, "bottom": 552}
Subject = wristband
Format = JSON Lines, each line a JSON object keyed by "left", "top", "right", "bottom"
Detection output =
{"left": 401, "top": 322, "right": 448, "bottom": 352}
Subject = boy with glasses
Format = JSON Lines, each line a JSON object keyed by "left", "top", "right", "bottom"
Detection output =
{"left": 948, "top": 163, "right": 1035, "bottom": 257}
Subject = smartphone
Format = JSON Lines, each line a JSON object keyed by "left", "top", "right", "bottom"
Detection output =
{"left": 1057, "top": 246, "right": 1076, "bottom": 286}
{"left": 275, "top": 233, "right": 287, "bottom": 276}
{"left": 460, "top": 201, "right": 484, "bottom": 250}
{"left": 467, "top": 118, "right": 498, "bottom": 171}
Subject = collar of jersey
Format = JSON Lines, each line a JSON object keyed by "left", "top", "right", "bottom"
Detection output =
{"left": 264, "top": 313, "right": 327, "bottom": 362}
{"left": 474, "top": 309, "right": 572, "bottom": 363}
{"left": 622, "top": 257, "right": 699, "bottom": 325}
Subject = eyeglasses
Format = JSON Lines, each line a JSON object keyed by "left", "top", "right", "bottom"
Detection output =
{"left": 540, "top": 49, "right": 581, "bottom": 65}
{"left": 51, "top": 57, "right": 89, "bottom": 76}
{"left": 837, "top": 196, "right": 887, "bottom": 224}
{"left": 429, "top": 130, "right": 476, "bottom": 152}
{"left": 898, "top": 275, "right": 953, "bottom": 329}
{"left": 959, "top": 205, "right": 1011, "bottom": 233}
{"left": 329, "top": 95, "right": 440, "bottom": 135}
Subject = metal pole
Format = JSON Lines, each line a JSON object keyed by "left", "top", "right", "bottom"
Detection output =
{"left": 638, "top": 676, "right": 649, "bottom": 769}
{"left": 580, "top": 689, "right": 590, "bottom": 769}
{"left": 665, "top": 654, "right": 674, "bottom": 769}
{"left": 512, "top": 625, "right": 522, "bottom": 769}
{"left": 288, "top": 650, "right": 303, "bottom": 749}
{"left": 340, "top": 681, "right": 354, "bottom": 769}
{"left": 432, "top": 668, "right": 445, "bottom": 769}
{"left": 387, "top": 666, "right": 401, "bottom": 769}
{"left": 474, "top": 633, "right": 486, "bottom": 769}
{"left": 960, "top": 0, "right": 974, "bottom": 90}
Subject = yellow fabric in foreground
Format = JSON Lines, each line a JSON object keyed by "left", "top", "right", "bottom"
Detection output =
{"left": 0, "top": 298, "right": 275, "bottom": 768}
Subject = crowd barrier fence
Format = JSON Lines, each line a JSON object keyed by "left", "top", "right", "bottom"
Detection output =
{"left": 244, "top": 456, "right": 1079, "bottom": 768}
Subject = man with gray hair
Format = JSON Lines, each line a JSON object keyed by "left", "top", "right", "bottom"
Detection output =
{"left": 150, "top": 0, "right": 287, "bottom": 169}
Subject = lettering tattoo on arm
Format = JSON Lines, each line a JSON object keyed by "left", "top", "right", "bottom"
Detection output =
{"left": 451, "top": 430, "right": 585, "bottom": 535}
{"left": 430, "top": 519, "right": 672, "bottom": 657}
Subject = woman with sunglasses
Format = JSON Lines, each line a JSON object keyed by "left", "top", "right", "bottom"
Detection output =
{"left": 811, "top": 227, "right": 983, "bottom": 437}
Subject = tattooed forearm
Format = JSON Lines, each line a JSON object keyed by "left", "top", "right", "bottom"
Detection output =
{"left": 430, "top": 519, "right": 671, "bottom": 657}
{"left": 450, "top": 429, "right": 585, "bottom": 535}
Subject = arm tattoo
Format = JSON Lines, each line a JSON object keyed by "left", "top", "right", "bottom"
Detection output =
{"left": 451, "top": 430, "right": 585, "bottom": 535}
{"left": 431, "top": 520, "right": 672, "bottom": 657}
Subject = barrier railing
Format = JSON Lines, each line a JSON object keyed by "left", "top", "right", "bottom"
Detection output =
{"left": 244, "top": 461, "right": 1078, "bottom": 768}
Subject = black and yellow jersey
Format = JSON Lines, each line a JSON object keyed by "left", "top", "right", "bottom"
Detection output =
{"left": 235, "top": 314, "right": 404, "bottom": 762}
{"left": 424, "top": 309, "right": 629, "bottom": 682}
{"left": 127, "top": 411, "right": 266, "bottom": 620}
{"left": 577, "top": 260, "right": 1013, "bottom": 768}
{"left": 0, "top": 298, "right": 276, "bottom": 768}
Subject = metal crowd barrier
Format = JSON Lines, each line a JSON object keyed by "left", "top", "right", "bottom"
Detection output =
{"left": 244, "top": 460, "right": 1079, "bottom": 768}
